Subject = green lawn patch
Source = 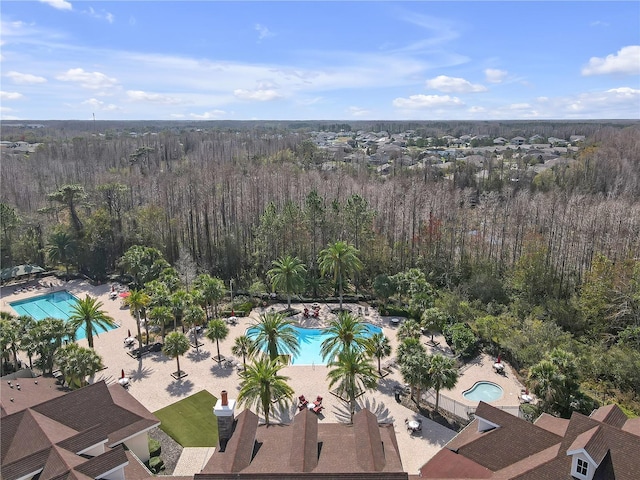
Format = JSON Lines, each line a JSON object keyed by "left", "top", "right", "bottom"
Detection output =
{"left": 153, "top": 390, "right": 218, "bottom": 447}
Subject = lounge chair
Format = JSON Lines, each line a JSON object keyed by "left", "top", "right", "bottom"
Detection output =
{"left": 312, "top": 403, "right": 324, "bottom": 414}
{"left": 298, "top": 395, "right": 309, "bottom": 411}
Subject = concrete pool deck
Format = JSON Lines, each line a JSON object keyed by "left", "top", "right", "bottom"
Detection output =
{"left": 1, "top": 277, "right": 528, "bottom": 476}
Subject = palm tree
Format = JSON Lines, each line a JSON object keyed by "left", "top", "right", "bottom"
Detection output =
{"left": 206, "top": 318, "right": 229, "bottom": 363}
{"left": 0, "top": 314, "right": 19, "bottom": 375}
{"left": 17, "top": 315, "right": 38, "bottom": 370}
{"left": 238, "top": 356, "right": 294, "bottom": 426}
{"left": 327, "top": 348, "right": 378, "bottom": 423}
{"left": 148, "top": 306, "right": 172, "bottom": 342}
{"left": 170, "top": 289, "right": 191, "bottom": 331}
{"left": 183, "top": 304, "right": 206, "bottom": 350}
{"left": 55, "top": 343, "right": 103, "bottom": 389}
{"left": 396, "top": 337, "right": 425, "bottom": 364}
{"left": 267, "top": 255, "right": 307, "bottom": 310}
{"left": 421, "top": 307, "right": 448, "bottom": 345}
{"left": 47, "top": 230, "right": 76, "bottom": 280}
{"left": 232, "top": 335, "right": 255, "bottom": 372}
{"left": 528, "top": 359, "right": 561, "bottom": 413}
{"left": 193, "top": 274, "right": 226, "bottom": 318}
{"left": 33, "top": 317, "right": 76, "bottom": 374}
{"left": 249, "top": 312, "right": 299, "bottom": 362}
{"left": 397, "top": 319, "right": 422, "bottom": 341}
{"left": 318, "top": 241, "right": 362, "bottom": 310}
{"left": 365, "top": 332, "right": 392, "bottom": 375}
{"left": 400, "top": 350, "right": 431, "bottom": 402}
{"left": 68, "top": 295, "right": 115, "bottom": 348}
{"left": 427, "top": 353, "right": 459, "bottom": 412}
{"left": 163, "top": 331, "right": 190, "bottom": 377}
{"left": 320, "top": 311, "right": 368, "bottom": 362}
{"left": 124, "top": 289, "right": 151, "bottom": 348}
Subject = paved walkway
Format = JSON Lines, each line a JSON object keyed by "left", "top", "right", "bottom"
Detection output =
{"left": 172, "top": 447, "right": 216, "bottom": 476}
{"left": 1, "top": 278, "right": 527, "bottom": 476}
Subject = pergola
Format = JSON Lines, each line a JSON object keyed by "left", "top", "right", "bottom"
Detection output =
{"left": 0, "top": 264, "right": 45, "bottom": 283}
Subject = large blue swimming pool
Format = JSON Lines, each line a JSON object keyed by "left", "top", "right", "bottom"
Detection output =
{"left": 10, "top": 291, "right": 117, "bottom": 341}
{"left": 247, "top": 323, "right": 382, "bottom": 365}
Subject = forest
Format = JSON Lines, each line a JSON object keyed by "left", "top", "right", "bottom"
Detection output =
{"left": 1, "top": 120, "right": 639, "bottom": 415}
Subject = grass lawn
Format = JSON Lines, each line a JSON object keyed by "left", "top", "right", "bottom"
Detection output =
{"left": 153, "top": 390, "right": 218, "bottom": 447}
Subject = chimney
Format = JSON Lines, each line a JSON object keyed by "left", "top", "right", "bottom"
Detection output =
{"left": 214, "top": 389, "right": 236, "bottom": 449}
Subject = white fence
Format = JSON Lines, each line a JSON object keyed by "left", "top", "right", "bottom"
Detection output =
{"left": 421, "top": 389, "right": 522, "bottom": 421}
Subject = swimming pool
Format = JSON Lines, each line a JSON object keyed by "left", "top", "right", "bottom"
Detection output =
{"left": 462, "top": 381, "right": 504, "bottom": 402}
{"left": 247, "top": 323, "right": 382, "bottom": 365}
{"left": 9, "top": 291, "right": 117, "bottom": 341}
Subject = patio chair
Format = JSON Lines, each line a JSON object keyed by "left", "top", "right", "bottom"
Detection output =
{"left": 312, "top": 403, "right": 324, "bottom": 414}
{"left": 298, "top": 395, "right": 309, "bottom": 411}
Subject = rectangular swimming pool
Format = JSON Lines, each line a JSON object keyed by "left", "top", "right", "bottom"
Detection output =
{"left": 247, "top": 323, "right": 383, "bottom": 366}
{"left": 10, "top": 291, "right": 117, "bottom": 341}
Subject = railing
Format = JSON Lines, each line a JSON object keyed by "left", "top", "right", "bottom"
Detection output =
{"left": 421, "top": 389, "right": 522, "bottom": 422}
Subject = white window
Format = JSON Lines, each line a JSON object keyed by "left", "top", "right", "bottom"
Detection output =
{"left": 576, "top": 458, "right": 589, "bottom": 476}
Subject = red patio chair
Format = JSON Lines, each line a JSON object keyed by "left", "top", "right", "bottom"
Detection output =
{"left": 298, "top": 395, "right": 308, "bottom": 410}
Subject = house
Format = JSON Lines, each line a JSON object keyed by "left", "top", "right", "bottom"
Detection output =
{"left": 510, "top": 136, "right": 526, "bottom": 145}
{"left": 196, "top": 391, "right": 407, "bottom": 479}
{"left": 493, "top": 137, "right": 507, "bottom": 145}
{"left": 1, "top": 378, "right": 160, "bottom": 480}
{"left": 419, "top": 401, "right": 640, "bottom": 479}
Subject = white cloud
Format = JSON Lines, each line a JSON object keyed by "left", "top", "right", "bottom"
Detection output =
{"left": 6, "top": 71, "right": 47, "bottom": 85}
{"left": 189, "top": 109, "right": 226, "bottom": 119}
{"left": 255, "top": 24, "right": 274, "bottom": 41}
{"left": 39, "top": 0, "right": 72, "bottom": 11}
{"left": 347, "top": 106, "right": 371, "bottom": 117}
{"left": 82, "top": 98, "right": 119, "bottom": 111}
{"left": 84, "top": 7, "right": 115, "bottom": 24}
{"left": 234, "top": 88, "right": 282, "bottom": 101}
{"left": 425, "top": 75, "right": 486, "bottom": 93}
{"left": 1, "top": 91, "right": 24, "bottom": 100}
{"left": 56, "top": 68, "right": 118, "bottom": 89}
{"left": 126, "top": 90, "right": 180, "bottom": 104}
{"left": 485, "top": 68, "right": 508, "bottom": 83}
{"left": 392, "top": 94, "right": 464, "bottom": 109}
{"left": 589, "top": 21, "right": 609, "bottom": 27}
{"left": 582, "top": 46, "right": 640, "bottom": 75}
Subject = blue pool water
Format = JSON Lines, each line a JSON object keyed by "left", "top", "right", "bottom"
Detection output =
{"left": 10, "top": 291, "right": 117, "bottom": 341}
{"left": 247, "top": 323, "right": 382, "bottom": 365}
{"left": 462, "top": 381, "right": 504, "bottom": 402}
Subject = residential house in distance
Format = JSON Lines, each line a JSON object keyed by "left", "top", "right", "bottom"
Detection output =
{"left": 419, "top": 401, "right": 640, "bottom": 479}
{"left": 1, "top": 378, "right": 160, "bottom": 480}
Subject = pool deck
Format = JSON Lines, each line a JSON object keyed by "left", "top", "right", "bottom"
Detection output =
{"left": 1, "top": 277, "right": 528, "bottom": 476}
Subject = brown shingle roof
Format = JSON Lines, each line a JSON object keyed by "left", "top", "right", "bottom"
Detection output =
{"left": 198, "top": 407, "right": 406, "bottom": 479}
{"left": 353, "top": 409, "right": 385, "bottom": 472}
{"left": 419, "top": 448, "right": 492, "bottom": 478}
{"left": 0, "top": 376, "right": 67, "bottom": 416}
{"left": 533, "top": 412, "right": 569, "bottom": 437}
{"left": 74, "top": 444, "right": 128, "bottom": 478}
{"left": 1, "top": 381, "right": 159, "bottom": 480}
{"left": 447, "top": 402, "right": 561, "bottom": 471}
{"left": 289, "top": 407, "right": 318, "bottom": 472}
{"left": 421, "top": 402, "right": 640, "bottom": 480}
{"left": 589, "top": 403, "right": 627, "bottom": 428}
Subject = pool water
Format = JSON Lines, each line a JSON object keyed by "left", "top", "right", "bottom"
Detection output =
{"left": 10, "top": 291, "right": 117, "bottom": 341}
{"left": 462, "top": 381, "right": 504, "bottom": 402}
{"left": 247, "top": 323, "right": 382, "bottom": 365}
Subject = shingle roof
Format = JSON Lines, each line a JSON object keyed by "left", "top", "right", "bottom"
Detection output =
{"left": 198, "top": 407, "right": 406, "bottom": 479}
{"left": 420, "top": 402, "right": 640, "bottom": 480}
{"left": 533, "top": 413, "right": 569, "bottom": 437}
{"left": 1, "top": 381, "right": 159, "bottom": 480}
{"left": 589, "top": 403, "right": 627, "bottom": 428}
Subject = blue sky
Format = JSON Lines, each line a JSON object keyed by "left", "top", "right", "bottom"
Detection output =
{"left": 1, "top": 1, "right": 639, "bottom": 120}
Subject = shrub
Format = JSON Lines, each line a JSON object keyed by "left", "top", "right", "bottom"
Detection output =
{"left": 148, "top": 456, "right": 164, "bottom": 473}
{"left": 148, "top": 438, "right": 161, "bottom": 457}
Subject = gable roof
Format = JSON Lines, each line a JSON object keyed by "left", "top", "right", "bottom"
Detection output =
{"left": 419, "top": 402, "right": 640, "bottom": 480}
{"left": 198, "top": 407, "right": 406, "bottom": 479}
{"left": 1, "top": 381, "right": 159, "bottom": 480}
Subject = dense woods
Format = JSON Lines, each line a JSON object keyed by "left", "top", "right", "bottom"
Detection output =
{"left": 1, "top": 120, "right": 639, "bottom": 414}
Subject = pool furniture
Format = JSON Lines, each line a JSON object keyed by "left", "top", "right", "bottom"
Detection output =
{"left": 390, "top": 318, "right": 400, "bottom": 326}
{"left": 493, "top": 362, "right": 505, "bottom": 374}
{"left": 298, "top": 395, "right": 309, "bottom": 410}
{"left": 407, "top": 419, "right": 421, "bottom": 432}
{"left": 311, "top": 396, "right": 324, "bottom": 414}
